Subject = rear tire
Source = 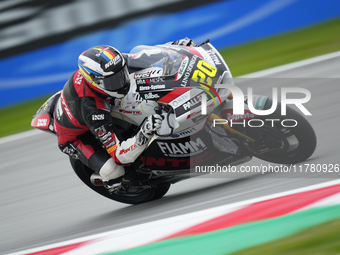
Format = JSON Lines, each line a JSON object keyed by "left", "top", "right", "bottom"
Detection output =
{"left": 70, "top": 158, "right": 169, "bottom": 204}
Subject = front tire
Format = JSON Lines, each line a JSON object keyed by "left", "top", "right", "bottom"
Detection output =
{"left": 229, "top": 99, "right": 316, "bottom": 164}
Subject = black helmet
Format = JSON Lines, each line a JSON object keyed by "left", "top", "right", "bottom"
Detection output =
{"left": 78, "top": 45, "right": 130, "bottom": 98}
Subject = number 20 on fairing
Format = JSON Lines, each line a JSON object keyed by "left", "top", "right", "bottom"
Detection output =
{"left": 191, "top": 60, "right": 217, "bottom": 86}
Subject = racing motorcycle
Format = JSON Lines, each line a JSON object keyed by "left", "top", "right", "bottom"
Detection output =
{"left": 31, "top": 40, "right": 316, "bottom": 204}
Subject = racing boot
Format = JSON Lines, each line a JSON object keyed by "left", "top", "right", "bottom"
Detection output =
{"left": 90, "top": 158, "right": 125, "bottom": 189}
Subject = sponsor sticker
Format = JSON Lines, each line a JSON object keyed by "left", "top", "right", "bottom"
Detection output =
{"left": 74, "top": 71, "right": 84, "bottom": 85}
{"left": 225, "top": 110, "right": 256, "bottom": 121}
{"left": 206, "top": 49, "right": 222, "bottom": 65}
{"left": 138, "top": 84, "right": 166, "bottom": 91}
{"left": 119, "top": 144, "right": 137, "bottom": 155}
{"left": 99, "top": 131, "right": 112, "bottom": 141}
{"left": 119, "top": 109, "right": 142, "bottom": 115}
{"left": 182, "top": 94, "right": 202, "bottom": 111}
{"left": 102, "top": 136, "right": 113, "bottom": 144}
{"left": 104, "top": 55, "right": 121, "bottom": 69}
{"left": 181, "top": 55, "right": 198, "bottom": 87}
{"left": 107, "top": 144, "right": 117, "bottom": 154}
{"left": 92, "top": 114, "right": 105, "bottom": 121}
{"left": 136, "top": 77, "right": 165, "bottom": 85}
{"left": 175, "top": 55, "right": 189, "bottom": 81}
{"left": 95, "top": 125, "right": 107, "bottom": 137}
{"left": 157, "top": 137, "right": 206, "bottom": 157}
{"left": 37, "top": 119, "right": 48, "bottom": 127}
{"left": 105, "top": 140, "right": 116, "bottom": 149}
{"left": 134, "top": 72, "right": 151, "bottom": 79}
{"left": 169, "top": 91, "right": 191, "bottom": 108}
{"left": 170, "top": 126, "right": 197, "bottom": 138}
{"left": 144, "top": 93, "right": 160, "bottom": 100}
{"left": 134, "top": 69, "right": 162, "bottom": 79}
{"left": 60, "top": 93, "right": 73, "bottom": 120}
{"left": 42, "top": 102, "right": 49, "bottom": 111}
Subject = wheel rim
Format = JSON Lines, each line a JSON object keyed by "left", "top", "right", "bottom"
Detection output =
{"left": 248, "top": 125, "right": 302, "bottom": 159}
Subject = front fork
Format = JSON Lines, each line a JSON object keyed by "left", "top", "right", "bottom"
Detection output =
{"left": 208, "top": 113, "right": 255, "bottom": 143}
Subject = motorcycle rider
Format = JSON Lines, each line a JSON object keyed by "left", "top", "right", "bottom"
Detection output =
{"left": 53, "top": 38, "right": 196, "bottom": 188}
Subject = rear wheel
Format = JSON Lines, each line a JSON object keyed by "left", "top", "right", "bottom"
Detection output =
{"left": 70, "top": 158, "right": 169, "bottom": 204}
{"left": 228, "top": 99, "right": 316, "bottom": 164}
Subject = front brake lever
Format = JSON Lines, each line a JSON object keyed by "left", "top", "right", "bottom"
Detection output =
{"left": 197, "top": 39, "right": 210, "bottom": 47}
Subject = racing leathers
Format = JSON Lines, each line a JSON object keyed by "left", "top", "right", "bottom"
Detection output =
{"left": 54, "top": 38, "right": 194, "bottom": 183}
{"left": 53, "top": 70, "right": 161, "bottom": 182}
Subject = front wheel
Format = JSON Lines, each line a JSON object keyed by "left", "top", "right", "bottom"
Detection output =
{"left": 70, "top": 158, "right": 170, "bottom": 204}
{"left": 229, "top": 99, "right": 316, "bottom": 164}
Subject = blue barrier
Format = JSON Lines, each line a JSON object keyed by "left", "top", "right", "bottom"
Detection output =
{"left": 0, "top": 0, "right": 339, "bottom": 107}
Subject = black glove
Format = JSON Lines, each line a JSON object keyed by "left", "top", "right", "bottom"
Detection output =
{"left": 170, "top": 37, "right": 196, "bottom": 47}
{"left": 135, "top": 114, "right": 162, "bottom": 146}
{"left": 141, "top": 114, "right": 162, "bottom": 137}
{"left": 60, "top": 143, "right": 79, "bottom": 159}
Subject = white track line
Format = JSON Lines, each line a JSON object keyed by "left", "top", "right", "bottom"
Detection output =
{"left": 7, "top": 179, "right": 340, "bottom": 255}
{"left": 194, "top": 0, "right": 298, "bottom": 43}
{"left": 239, "top": 50, "right": 340, "bottom": 78}
{"left": 1, "top": 49, "right": 340, "bottom": 145}
{"left": 0, "top": 129, "right": 41, "bottom": 145}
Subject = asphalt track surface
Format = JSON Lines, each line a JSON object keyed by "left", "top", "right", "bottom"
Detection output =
{"left": 1, "top": 56, "right": 340, "bottom": 254}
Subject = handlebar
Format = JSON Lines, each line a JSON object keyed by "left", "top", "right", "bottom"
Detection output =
{"left": 197, "top": 39, "right": 210, "bottom": 47}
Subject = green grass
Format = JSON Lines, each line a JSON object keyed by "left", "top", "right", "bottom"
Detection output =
{"left": 0, "top": 97, "right": 49, "bottom": 137}
{"left": 220, "top": 17, "right": 340, "bottom": 77}
{"left": 232, "top": 218, "right": 340, "bottom": 255}
{"left": 1, "top": 17, "right": 340, "bottom": 138}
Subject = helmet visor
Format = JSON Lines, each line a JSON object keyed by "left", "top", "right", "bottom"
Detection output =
{"left": 99, "top": 65, "right": 130, "bottom": 92}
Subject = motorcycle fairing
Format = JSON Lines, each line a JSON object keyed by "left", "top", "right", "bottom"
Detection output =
{"left": 221, "top": 94, "right": 269, "bottom": 122}
{"left": 112, "top": 43, "right": 250, "bottom": 171}
{"left": 31, "top": 112, "right": 53, "bottom": 132}
{"left": 139, "top": 127, "right": 239, "bottom": 171}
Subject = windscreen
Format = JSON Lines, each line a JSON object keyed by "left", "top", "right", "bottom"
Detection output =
{"left": 128, "top": 45, "right": 184, "bottom": 76}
